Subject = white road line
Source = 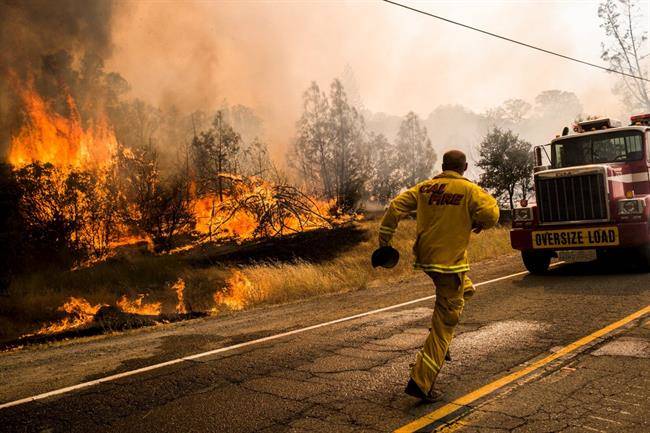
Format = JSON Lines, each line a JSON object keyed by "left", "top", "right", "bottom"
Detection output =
{"left": 0, "top": 266, "right": 543, "bottom": 410}
{"left": 604, "top": 397, "right": 641, "bottom": 407}
{"left": 580, "top": 425, "right": 607, "bottom": 433}
{"left": 589, "top": 415, "right": 622, "bottom": 425}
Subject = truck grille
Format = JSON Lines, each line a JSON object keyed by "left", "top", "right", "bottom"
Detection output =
{"left": 536, "top": 173, "right": 608, "bottom": 223}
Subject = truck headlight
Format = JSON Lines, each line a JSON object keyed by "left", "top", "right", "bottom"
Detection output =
{"left": 618, "top": 198, "right": 646, "bottom": 215}
{"left": 513, "top": 207, "right": 533, "bottom": 222}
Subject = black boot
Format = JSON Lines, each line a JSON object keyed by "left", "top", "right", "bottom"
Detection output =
{"left": 404, "top": 378, "right": 442, "bottom": 402}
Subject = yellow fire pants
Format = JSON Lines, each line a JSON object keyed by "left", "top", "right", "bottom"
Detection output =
{"left": 410, "top": 272, "right": 472, "bottom": 394}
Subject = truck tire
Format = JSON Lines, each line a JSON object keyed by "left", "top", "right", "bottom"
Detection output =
{"left": 522, "top": 250, "right": 551, "bottom": 274}
{"left": 596, "top": 248, "right": 611, "bottom": 262}
{"left": 637, "top": 244, "right": 650, "bottom": 272}
{"left": 597, "top": 248, "right": 624, "bottom": 267}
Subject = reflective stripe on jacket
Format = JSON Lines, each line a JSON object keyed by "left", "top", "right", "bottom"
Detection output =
{"left": 378, "top": 170, "right": 499, "bottom": 273}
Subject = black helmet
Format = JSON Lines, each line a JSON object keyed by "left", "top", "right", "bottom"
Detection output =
{"left": 371, "top": 246, "right": 400, "bottom": 268}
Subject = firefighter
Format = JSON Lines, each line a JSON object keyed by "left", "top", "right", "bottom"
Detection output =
{"left": 377, "top": 150, "right": 499, "bottom": 401}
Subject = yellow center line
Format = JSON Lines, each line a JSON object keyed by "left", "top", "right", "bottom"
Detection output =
{"left": 394, "top": 304, "right": 650, "bottom": 433}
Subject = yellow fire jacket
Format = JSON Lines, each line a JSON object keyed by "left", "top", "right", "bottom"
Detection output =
{"left": 379, "top": 170, "right": 499, "bottom": 273}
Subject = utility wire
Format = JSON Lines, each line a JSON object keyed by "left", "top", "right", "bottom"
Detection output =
{"left": 382, "top": 0, "right": 650, "bottom": 83}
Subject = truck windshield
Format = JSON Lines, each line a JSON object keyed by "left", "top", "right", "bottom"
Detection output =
{"left": 552, "top": 130, "right": 644, "bottom": 168}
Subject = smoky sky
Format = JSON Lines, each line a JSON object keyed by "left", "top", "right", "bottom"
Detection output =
{"left": 2, "top": 0, "right": 648, "bottom": 160}
{"left": 107, "top": 0, "right": 646, "bottom": 154}
{"left": 0, "top": 0, "right": 114, "bottom": 74}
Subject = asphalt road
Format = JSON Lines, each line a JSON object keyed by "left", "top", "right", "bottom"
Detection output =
{"left": 0, "top": 255, "right": 649, "bottom": 433}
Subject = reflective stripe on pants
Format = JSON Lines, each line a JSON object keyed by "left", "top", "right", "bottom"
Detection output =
{"left": 410, "top": 272, "right": 466, "bottom": 395}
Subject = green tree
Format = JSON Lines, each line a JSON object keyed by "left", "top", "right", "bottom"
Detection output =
{"left": 395, "top": 112, "right": 436, "bottom": 187}
{"left": 368, "top": 132, "right": 401, "bottom": 204}
{"left": 191, "top": 110, "right": 242, "bottom": 201}
{"left": 291, "top": 82, "right": 332, "bottom": 197}
{"left": 291, "top": 79, "right": 368, "bottom": 210}
{"left": 477, "top": 128, "right": 533, "bottom": 210}
{"left": 328, "top": 79, "right": 369, "bottom": 210}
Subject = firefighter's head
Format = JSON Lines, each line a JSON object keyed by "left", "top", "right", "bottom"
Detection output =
{"left": 442, "top": 150, "right": 467, "bottom": 175}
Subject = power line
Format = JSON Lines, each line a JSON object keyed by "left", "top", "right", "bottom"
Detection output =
{"left": 382, "top": 0, "right": 650, "bottom": 83}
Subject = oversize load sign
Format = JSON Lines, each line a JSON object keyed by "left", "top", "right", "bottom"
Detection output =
{"left": 532, "top": 227, "right": 619, "bottom": 249}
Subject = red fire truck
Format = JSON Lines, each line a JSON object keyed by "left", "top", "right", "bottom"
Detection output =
{"left": 510, "top": 114, "right": 650, "bottom": 273}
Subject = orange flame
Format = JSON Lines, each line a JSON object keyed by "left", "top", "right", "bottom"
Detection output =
{"left": 109, "top": 235, "right": 155, "bottom": 251}
{"left": 193, "top": 195, "right": 257, "bottom": 239}
{"left": 193, "top": 176, "right": 347, "bottom": 243}
{"left": 115, "top": 295, "right": 162, "bottom": 316}
{"left": 31, "top": 297, "right": 104, "bottom": 336}
{"left": 171, "top": 278, "right": 187, "bottom": 314}
{"left": 213, "top": 270, "right": 256, "bottom": 312}
{"left": 8, "top": 81, "right": 117, "bottom": 168}
{"left": 25, "top": 293, "right": 164, "bottom": 337}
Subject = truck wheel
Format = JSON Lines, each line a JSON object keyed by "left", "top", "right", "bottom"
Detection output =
{"left": 596, "top": 249, "right": 610, "bottom": 262}
{"left": 522, "top": 251, "right": 551, "bottom": 274}
{"left": 596, "top": 248, "right": 622, "bottom": 265}
{"left": 637, "top": 244, "right": 650, "bottom": 272}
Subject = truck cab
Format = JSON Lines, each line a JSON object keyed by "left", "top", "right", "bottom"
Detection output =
{"left": 510, "top": 114, "right": 650, "bottom": 273}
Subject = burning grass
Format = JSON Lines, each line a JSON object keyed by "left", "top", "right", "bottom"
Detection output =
{"left": 212, "top": 271, "right": 256, "bottom": 312}
{"left": 115, "top": 294, "right": 162, "bottom": 316}
{"left": 26, "top": 297, "right": 103, "bottom": 336}
{"left": 1, "top": 218, "right": 512, "bottom": 347}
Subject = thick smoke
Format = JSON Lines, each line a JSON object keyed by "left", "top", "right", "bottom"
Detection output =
{"left": 0, "top": 0, "right": 115, "bottom": 157}
{"left": 105, "top": 1, "right": 629, "bottom": 162}
{"left": 2, "top": 0, "right": 639, "bottom": 165}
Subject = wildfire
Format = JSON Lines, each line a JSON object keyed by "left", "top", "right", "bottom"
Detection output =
{"left": 115, "top": 294, "right": 162, "bottom": 316}
{"left": 8, "top": 81, "right": 361, "bottom": 342}
{"left": 171, "top": 278, "right": 187, "bottom": 314}
{"left": 213, "top": 270, "right": 257, "bottom": 312}
{"left": 109, "top": 236, "right": 155, "bottom": 251}
{"left": 193, "top": 195, "right": 258, "bottom": 240}
{"left": 8, "top": 80, "right": 117, "bottom": 168}
{"left": 193, "top": 175, "right": 346, "bottom": 243}
{"left": 30, "top": 297, "right": 104, "bottom": 336}
{"left": 8, "top": 80, "right": 353, "bottom": 259}
{"left": 28, "top": 294, "right": 161, "bottom": 337}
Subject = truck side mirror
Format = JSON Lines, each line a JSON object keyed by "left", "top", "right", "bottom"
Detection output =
{"left": 534, "top": 146, "right": 543, "bottom": 166}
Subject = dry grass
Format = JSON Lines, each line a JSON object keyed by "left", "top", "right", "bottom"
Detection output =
{"left": 1, "top": 254, "right": 188, "bottom": 342}
{"left": 227, "top": 219, "right": 512, "bottom": 307}
{"left": 1, "top": 219, "right": 512, "bottom": 343}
